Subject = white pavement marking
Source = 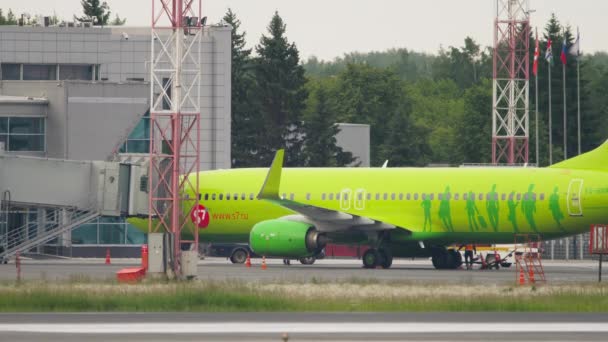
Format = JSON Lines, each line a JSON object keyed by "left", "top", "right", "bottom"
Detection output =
{"left": 0, "top": 323, "right": 607, "bottom": 334}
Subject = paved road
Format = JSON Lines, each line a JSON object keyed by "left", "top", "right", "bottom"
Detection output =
{"left": 0, "top": 313, "right": 607, "bottom": 341}
{"left": 0, "top": 257, "right": 601, "bottom": 283}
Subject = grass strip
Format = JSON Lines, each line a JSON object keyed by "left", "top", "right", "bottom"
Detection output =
{"left": 0, "top": 279, "right": 607, "bottom": 312}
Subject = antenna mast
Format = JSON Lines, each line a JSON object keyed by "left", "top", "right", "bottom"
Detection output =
{"left": 149, "top": 0, "right": 202, "bottom": 277}
{"left": 492, "top": 0, "right": 530, "bottom": 164}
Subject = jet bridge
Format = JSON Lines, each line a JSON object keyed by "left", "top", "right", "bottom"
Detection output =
{"left": 0, "top": 154, "right": 149, "bottom": 260}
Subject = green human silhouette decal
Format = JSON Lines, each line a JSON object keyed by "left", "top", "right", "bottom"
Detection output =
{"left": 421, "top": 193, "right": 432, "bottom": 232}
{"left": 507, "top": 191, "right": 519, "bottom": 232}
{"left": 486, "top": 184, "right": 499, "bottom": 232}
{"left": 549, "top": 186, "right": 565, "bottom": 230}
{"left": 438, "top": 186, "right": 454, "bottom": 232}
{"left": 465, "top": 191, "right": 480, "bottom": 231}
{"left": 521, "top": 184, "right": 538, "bottom": 232}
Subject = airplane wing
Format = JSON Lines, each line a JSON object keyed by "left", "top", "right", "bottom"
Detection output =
{"left": 257, "top": 150, "right": 401, "bottom": 233}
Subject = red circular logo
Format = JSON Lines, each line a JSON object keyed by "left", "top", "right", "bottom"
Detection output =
{"left": 190, "top": 204, "right": 210, "bottom": 229}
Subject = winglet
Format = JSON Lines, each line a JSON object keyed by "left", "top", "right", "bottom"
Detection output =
{"left": 257, "top": 149, "right": 284, "bottom": 200}
{"left": 381, "top": 160, "right": 389, "bottom": 168}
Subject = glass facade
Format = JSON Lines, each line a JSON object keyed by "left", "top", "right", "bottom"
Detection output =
{"left": 119, "top": 111, "right": 150, "bottom": 153}
{"left": 0, "top": 117, "right": 45, "bottom": 152}
{"left": 71, "top": 217, "right": 146, "bottom": 245}
{"left": 0, "top": 63, "right": 97, "bottom": 81}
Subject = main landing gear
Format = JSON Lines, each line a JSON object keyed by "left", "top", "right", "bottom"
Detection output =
{"left": 431, "top": 247, "right": 462, "bottom": 270}
{"left": 362, "top": 248, "right": 393, "bottom": 269}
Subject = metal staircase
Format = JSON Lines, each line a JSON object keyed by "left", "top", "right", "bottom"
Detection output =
{"left": 0, "top": 205, "right": 100, "bottom": 261}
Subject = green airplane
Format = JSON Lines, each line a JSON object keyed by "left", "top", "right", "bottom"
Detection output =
{"left": 132, "top": 140, "right": 608, "bottom": 269}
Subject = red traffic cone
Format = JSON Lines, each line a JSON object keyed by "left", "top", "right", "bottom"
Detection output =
{"left": 518, "top": 267, "right": 526, "bottom": 285}
{"left": 245, "top": 254, "right": 251, "bottom": 268}
{"left": 528, "top": 267, "right": 535, "bottom": 283}
{"left": 261, "top": 256, "right": 267, "bottom": 270}
{"left": 105, "top": 248, "right": 111, "bottom": 265}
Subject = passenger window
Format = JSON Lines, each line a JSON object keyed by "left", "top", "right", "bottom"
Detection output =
{"left": 454, "top": 193, "right": 459, "bottom": 200}
{"left": 509, "top": 193, "right": 514, "bottom": 200}
{"left": 336, "top": 193, "right": 340, "bottom": 200}
{"left": 249, "top": 193, "right": 254, "bottom": 200}
{"left": 478, "top": 194, "right": 483, "bottom": 200}
{"left": 421, "top": 193, "right": 426, "bottom": 200}
{"left": 219, "top": 194, "right": 223, "bottom": 200}
{"left": 438, "top": 193, "right": 443, "bottom": 201}
{"left": 344, "top": 193, "right": 349, "bottom": 200}
{"left": 391, "top": 193, "right": 396, "bottom": 200}
{"left": 383, "top": 193, "right": 388, "bottom": 200}
{"left": 241, "top": 193, "right": 246, "bottom": 200}
{"left": 463, "top": 193, "right": 468, "bottom": 200}
{"left": 414, "top": 193, "right": 419, "bottom": 200}
{"left": 375, "top": 193, "right": 380, "bottom": 200}
{"left": 282, "top": 193, "right": 287, "bottom": 199}
{"left": 234, "top": 193, "right": 238, "bottom": 200}
{"left": 430, "top": 194, "right": 434, "bottom": 200}
{"left": 524, "top": 193, "right": 528, "bottom": 200}
{"left": 399, "top": 193, "right": 403, "bottom": 200}
{"left": 501, "top": 193, "right": 506, "bottom": 201}
{"left": 204, "top": 194, "right": 209, "bottom": 201}
{"left": 366, "top": 193, "right": 371, "bottom": 200}
{"left": 329, "top": 193, "right": 334, "bottom": 200}
{"left": 322, "top": 193, "right": 326, "bottom": 200}
{"left": 357, "top": 193, "right": 363, "bottom": 201}
{"left": 290, "top": 193, "right": 295, "bottom": 201}
{"left": 406, "top": 193, "right": 411, "bottom": 200}
{"left": 212, "top": 193, "right": 216, "bottom": 200}
{"left": 306, "top": 193, "right": 311, "bottom": 201}
{"left": 540, "top": 193, "right": 545, "bottom": 201}
{"left": 517, "top": 193, "right": 521, "bottom": 200}
{"left": 226, "top": 194, "right": 231, "bottom": 200}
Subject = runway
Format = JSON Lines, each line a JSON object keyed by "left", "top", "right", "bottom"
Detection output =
{"left": 0, "top": 313, "right": 607, "bottom": 341}
{"left": 0, "top": 257, "right": 601, "bottom": 283}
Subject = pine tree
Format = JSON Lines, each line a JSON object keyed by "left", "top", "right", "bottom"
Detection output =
{"left": 0, "top": 9, "right": 5, "bottom": 25}
{"left": 303, "top": 85, "right": 356, "bottom": 166}
{"left": 224, "top": 9, "right": 259, "bottom": 167}
{"left": 6, "top": 10, "right": 17, "bottom": 25}
{"left": 253, "top": 12, "right": 308, "bottom": 166}
{"left": 109, "top": 14, "right": 126, "bottom": 25}
{"left": 79, "top": 0, "right": 112, "bottom": 25}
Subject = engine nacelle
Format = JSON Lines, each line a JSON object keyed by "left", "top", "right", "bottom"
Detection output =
{"left": 249, "top": 219, "right": 327, "bottom": 258}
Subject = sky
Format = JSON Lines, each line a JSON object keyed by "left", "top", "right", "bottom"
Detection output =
{"left": 2, "top": 0, "right": 606, "bottom": 61}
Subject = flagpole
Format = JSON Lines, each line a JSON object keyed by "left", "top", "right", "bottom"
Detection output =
{"left": 549, "top": 62, "right": 552, "bottom": 165}
{"left": 577, "top": 27, "right": 581, "bottom": 155}
{"left": 563, "top": 58, "right": 567, "bottom": 160}
{"left": 535, "top": 67, "right": 539, "bottom": 165}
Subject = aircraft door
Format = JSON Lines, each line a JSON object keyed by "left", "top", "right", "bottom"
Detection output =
{"left": 567, "top": 179, "right": 584, "bottom": 216}
{"left": 340, "top": 188, "right": 352, "bottom": 211}
{"left": 354, "top": 188, "right": 366, "bottom": 211}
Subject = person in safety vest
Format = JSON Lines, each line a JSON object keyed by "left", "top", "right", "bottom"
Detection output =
{"left": 458, "top": 244, "right": 477, "bottom": 270}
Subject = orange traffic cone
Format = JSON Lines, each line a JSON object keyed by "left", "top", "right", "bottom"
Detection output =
{"left": 528, "top": 267, "right": 535, "bottom": 283}
{"left": 105, "top": 248, "right": 111, "bottom": 265}
{"left": 518, "top": 267, "right": 526, "bottom": 285}
{"left": 245, "top": 254, "right": 251, "bottom": 268}
{"left": 261, "top": 256, "right": 267, "bottom": 270}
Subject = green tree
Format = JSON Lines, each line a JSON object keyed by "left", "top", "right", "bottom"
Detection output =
{"left": 79, "top": 0, "right": 113, "bottom": 25}
{"left": 109, "top": 13, "right": 126, "bottom": 25}
{"left": 380, "top": 101, "right": 431, "bottom": 166}
{"left": 458, "top": 79, "right": 493, "bottom": 163}
{"left": 5, "top": 9, "right": 17, "bottom": 25}
{"left": 252, "top": 11, "right": 308, "bottom": 166}
{"left": 303, "top": 84, "right": 356, "bottom": 166}
{"left": 224, "top": 9, "right": 259, "bottom": 167}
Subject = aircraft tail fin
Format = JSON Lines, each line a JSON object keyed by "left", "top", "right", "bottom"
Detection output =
{"left": 549, "top": 140, "right": 608, "bottom": 171}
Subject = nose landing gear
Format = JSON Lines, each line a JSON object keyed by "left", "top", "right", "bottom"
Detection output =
{"left": 362, "top": 248, "right": 393, "bottom": 269}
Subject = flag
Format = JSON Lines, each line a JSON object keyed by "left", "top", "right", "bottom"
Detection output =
{"left": 569, "top": 29, "right": 580, "bottom": 57}
{"left": 533, "top": 29, "right": 539, "bottom": 76}
{"left": 545, "top": 39, "right": 553, "bottom": 65}
{"left": 560, "top": 38, "right": 567, "bottom": 65}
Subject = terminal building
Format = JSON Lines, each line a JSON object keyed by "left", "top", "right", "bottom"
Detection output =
{"left": 0, "top": 23, "right": 231, "bottom": 257}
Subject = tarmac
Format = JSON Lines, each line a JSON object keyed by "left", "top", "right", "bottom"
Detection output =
{"left": 0, "top": 312, "right": 607, "bottom": 341}
{"left": 0, "top": 256, "right": 602, "bottom": 283}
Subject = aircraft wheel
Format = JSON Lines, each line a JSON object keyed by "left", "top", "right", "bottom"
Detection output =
{"left": 230, "top": 248, "right": 248, "bottom": 264}
{"left": 362, "top": 249, "right": 379, "bottom": 268}
{"left": 378, "top": 248, "right": 393, "bottom": 269}
{"left": 431, "top": 248, "right": 448, "bottom": 269}
{"left": 447, "top": 249, "right": 462, "bottom": 269}
{"left": 299, "top": 256, "right": 316, "bottom": 265}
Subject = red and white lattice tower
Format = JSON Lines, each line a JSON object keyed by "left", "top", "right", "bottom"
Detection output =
{"left": 149, "top": 0, "right": 201, "bottom": 276}
{"left": 492, "top": 0, "right": 530, "bottom": 164}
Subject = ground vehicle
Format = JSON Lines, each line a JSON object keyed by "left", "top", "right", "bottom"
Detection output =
{"left": 208, "top": 243, "right": 323, "bottom": 265}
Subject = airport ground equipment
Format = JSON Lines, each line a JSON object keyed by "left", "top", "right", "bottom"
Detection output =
{"left": 589, "top": 224, "right": 607, "bottom": 282}
{"left": 514, "top": 234, "right": 546, "bottom": 284}
{"left": 0, "top": 155, "right": 149, "bottom": 261}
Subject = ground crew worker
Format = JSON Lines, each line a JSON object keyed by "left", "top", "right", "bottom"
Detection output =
{"left": 458, "top": 244, "right": 477, "bottom": 270}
